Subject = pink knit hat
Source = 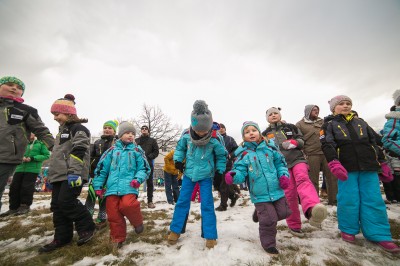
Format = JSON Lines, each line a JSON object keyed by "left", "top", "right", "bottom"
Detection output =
{"left": 51, "top": 94, "right": 77, "bottom": 115}
{"left": 328, "top": 95, "right": 352, "bottom": 112}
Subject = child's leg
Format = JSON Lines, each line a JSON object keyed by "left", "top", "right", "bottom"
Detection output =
{"left": 191, "top": 183, "right": 198, "bottom": 201}
{"left": 255, "top": 202, "right": 278, "bottom": 250}
{"left": 171, "top": 174, "right": 180, "bottom": 202}
{"left": 119, "top": 194, "right": 143, "bottom": 228}
{"left": 85, "top": 182, "right": 96, "bottom": 217}
{"left": 198, "top": 178, "right": 217, "bottom": 239}
{"left": 337, "top": 172, "right": 360, "bottom": 235}
{"left": 393, "top": 172, "right": 400, "bottom": 201}
{"left": 19, "top": 172, "right": 40, "bottom": 208}
{"left": 50, "top": 181, "right": 73, "bottom": 243}
{"left": 274, "top": 197, "right": 292, "bottom": 221}
{"left": 8, "top": 172, "right": 23, "bottom": 210}
{"left": 321, "top": 156, "right": 338, "bottom": 205}
{"left": 284, "top": 168, "right": 302, "bottom": 230}
{"left": 197, "top": 183, "right": 201, "bottom": 202}
{"left": 170, "top": 176, "right": 196, "bottom": 234}
{"left": 106, "top": 195, "right": 127, "bottom": 243}
{"left": 359, "top": 172, "right": 392, "bottom": 241}
{"left": 164, "top": 171, "right": 174, "bottom": 203}
{"left": 97, "top": 195, "right": 107, "bottom": 221}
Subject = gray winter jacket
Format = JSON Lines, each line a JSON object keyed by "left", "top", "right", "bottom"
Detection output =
{"left": 0, "top": 97, "right": 54, "bottom": 164}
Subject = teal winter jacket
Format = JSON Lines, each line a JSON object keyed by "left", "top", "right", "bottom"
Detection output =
{"left": 231, "top": 140, "right": 289, "bottom": 203}
{"left": 92, "top": 140, "right": 150, "bottom": 196}
{"left": 173, "top": 129, "right": 227, "bottom": 181}
{"left": 382, "top": 107, "right": 400, "bottom": 157}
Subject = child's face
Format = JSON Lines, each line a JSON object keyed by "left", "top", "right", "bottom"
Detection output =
{"left": 103, "top": 126, "right": 115, "bottom": 136}
{"left": 0, "top": 82, "right": 24, "bottom": 98}
{"left": 120, "top": 132, "right": 135, "bottom": 143}
{"left": 334, "top": 100, "right": 352, "bottom": 115}
{"left": 195, "top": 130, "right": 208, "bottom": 137}
{"left": 53, "top": 113, "right": 69, "bottom": 125}
{"left": 267, "top": 112, "right": 281, "bottom": 123}
{"left": 243, "top": 126, "right": 261, "bottom": 142}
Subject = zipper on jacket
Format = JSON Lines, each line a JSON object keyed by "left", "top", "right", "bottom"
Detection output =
{"left": 337, "top": 125, "right": 347, "bottom": 137}
{"left": 358, "top": 124, "right": 363, "bottom": 136}
{"left": 99, "top": 144, "right": 102, "bottom": 155}
{"left": 370, "top": 145, "right": 380, "bottom": 166}
{"left": 11, "top": 135, "right": 17, "bottom": 155}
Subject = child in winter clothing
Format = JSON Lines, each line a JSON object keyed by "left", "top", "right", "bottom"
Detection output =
{"left": 93, "top": 121, "right": 150, "bottom": 249}
{"left": 225, "top": 121, "right": 291, "bottom": 255}
{"left": 168, "top": 100, "right": 227, "bottom": 249}
{"left": 262, "top": 107, "right": 327, "bottom": 236}
{"left": 382, "top": 92, "right": 400, "bottom": 203}
{"left": 39, "top": 94, "right": 95, "bottom": 253}
{"left": 191, "top": 182, "right": 201, "bottom": 202}
{"left": 85, "top": 120, "right": 118, "bottom": 229}
{"left": 321, "top": 95, "right": 399, "bottom": 253}
{"left": 163, "top": 150, "right": 181, "bottom": 205}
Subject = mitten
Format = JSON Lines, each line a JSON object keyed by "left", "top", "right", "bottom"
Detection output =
{"left": 279, "top": 176, "right": 290, "bottom": 189}
{"left": 379, "top": 162, "right": 394, "bottom": 183}
{"left": 281, "top": 139, "right": 298, "bottom": 150}
{"left": 67, "top": 174, "right": 82, "bottom": 187}
{"left": 175, "top": 161, "right": 184, "bottom": 172}
{"left": 130, "top": 179, "right": 141, "bottom": 188}
{"left": 95, "top": 189, "right": 104, "bottom": 199}
{"left": 225, "top": 171, "right": 236, "bottom": 185}
{"left": 328, "top": 160, "right": 348, "bottom": 181}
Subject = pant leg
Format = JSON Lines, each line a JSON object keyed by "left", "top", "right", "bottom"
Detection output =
{"left": 20, "top": 172, "right": 38, "bottom": 206}
{"left": 307, "top": 155, "right": 321, "bottom": 194}
{"left": 0, "top": 164, "right": 17, "bottom": 211}
{"left": 147, "top": 165, "right": 154, "bottom": 203}
{"left": 51, "top": 181, "right": 74, "bottom": 243}
{"left": 274, "top": 197, "right": 292, "bottom": 221}
{"left": 191, "top": 183, "right": 199, "bottom": 201}
{"left": 393, "top": 172, "right": 400, "bottom": 201}
{"left": 284, "top": 168, "right": 302, "bottom": 230}
{"left": 98, "top": 195, "right": 107, "bottom": 221}
{"left": 171, "top": 174, "right": 180, "bottom": 202}
{"left": 321, "top": 155, "right": 338, "bottom": 205}
{"left": 337, "top": 172, "right": 360, "bottom": 235}
{"left": 255, "top": 202, "right": 278, "bottom": 249}
{"left": 106, "top": 195, "right": 127, "bottom": 243}
{"left": 170, "top": 176, "right": 196, "bottom": 234}
{"left": 359, "top": 172, "right": 392, "bottom": 241}
{"left": 85, "top": 181, "right": 96, "bottom": 216}
{"left": 119, "top": 194, "right": 143, "bottom": 227}
{"left": 219, "top": 177, "right": 229, "bottom": 208}
{"left": 382, "top": 182, "right": 395, "bottom": 201}
{"left": 199, "top": 178, "right": 217, "bottom": 239}
{"left": 292, "top": 163, "right": 320, "bottom": 217}
{"left": 9, "top": 172, "right": 24, "bottom": 210}
{"left": 164, "top": 171, "right": 174, "bottom": 203}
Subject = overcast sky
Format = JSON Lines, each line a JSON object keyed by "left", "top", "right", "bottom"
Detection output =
{"left": 1, "top": 0, "right": 399, "bottom": 142}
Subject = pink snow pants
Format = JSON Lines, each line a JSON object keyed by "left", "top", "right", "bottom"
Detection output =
{"left": 284, "top": 162, "right": 320, "bottom": 230}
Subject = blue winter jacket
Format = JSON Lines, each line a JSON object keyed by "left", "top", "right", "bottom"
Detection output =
{"left": 174, "top": 129, "right": 227, "bottom": 181}
{"left": 382, "top": 107, "right": 400, "bottom": 157}
{"left": 92, "top": 140, "right": 150, "bottom": 196}
{"left": 231, "top": 140, "right": 289, "bottom": 203}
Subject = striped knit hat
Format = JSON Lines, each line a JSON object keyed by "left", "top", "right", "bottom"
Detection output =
{"left": 0, "top": 76, "right": 25, "bottom": 95}
{"left": 103, "top": 120, "right": 119, "bottom": 132}
{"left": 50, "top": 94, "right": 77, "bottom": 115}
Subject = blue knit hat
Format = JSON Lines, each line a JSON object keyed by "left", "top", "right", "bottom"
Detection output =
{"left": 241, "top": 121, "right": 261, "bottom": 138}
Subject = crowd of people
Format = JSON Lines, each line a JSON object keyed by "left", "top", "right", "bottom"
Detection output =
{"left": 0, "top": 75, "right": 399, "bottom": 255}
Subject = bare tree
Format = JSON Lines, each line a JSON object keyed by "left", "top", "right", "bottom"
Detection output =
{"left": 134, "top": 104, "right": 182, "bottom": 151}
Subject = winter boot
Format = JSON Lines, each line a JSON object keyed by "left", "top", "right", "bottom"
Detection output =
{"left": 289, "top": 228, "right": 305, "bottom": 238}
{"left": 167, "top": 232, "right": 180, "bottom": 245}
{"left": 205, "top": 239, "right": 217, "bottom": 249}
{"left": 95, "top": 219, "right": 107, "bottom": 230}
{"left": 309, "top": 203, "right": 327, "bottom": 228}
{"left": 135, "top": 224, "right": 144, "bottom": 234}
{"left": 376, "top": 241, "right": 400, "bottom": 253}
{"left": 15, "top": 204, "right": 30, "bottom": 215}
{"left": 252, "top": 209, "right": 259, "bottom": 223}
{"left": 215, "top": 205, "right": 227, "bottom": 211}
{"left": 230, "top": 193, "right": 240, "bottom": 207}
{"left": 38, "top": 239, "right": 70, "bottom": 253}
{"left": 0, "top": 209, "right": 18, "bottom": 218}
{"left": 77, "top": 230, "right": 95, "bottom": 246}
{"left": 264, "top": 246, "right": 279, "bottom": 255}
{"left": 148, "top": 202, "right": 156, "bottom": 209}
{"left": 341, "top": 232, "right": 355, "bottom": 243}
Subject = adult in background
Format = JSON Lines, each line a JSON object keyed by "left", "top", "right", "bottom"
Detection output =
{"left": 136, "top": 125, "right": 159, "bottom": 208}
{"left": 0, "top": 76, "right": 54, "bottom": 213}
{"left": 0, "top": 133, "right": 50, "bottom": 217}
{"left": 296, "top": 105, "right": 337, "bottom": 205}
{"left": 215, "top": 123, "right": 239, "bottom": 211}
{"left": 163, "top": 150, "right": 181, "bottom": 205}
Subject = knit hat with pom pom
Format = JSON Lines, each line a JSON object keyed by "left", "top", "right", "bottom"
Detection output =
{"left": 393, "top": 90, "right": 400, "bottom": 106}
{"left": 191, "top": 100, "right": 213, "bottom": 132}
{"left": 266, "top": 107, "right": 281, "bottom": 119}
{"left": 103, "top": 120, "right": 119, "bottom": 132}
{"left": 51, "top": 94, "right": 77, "bottom": 115}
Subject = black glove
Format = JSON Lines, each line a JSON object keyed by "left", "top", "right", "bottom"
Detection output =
{"left": 175, "top": 161, "right": 184, "bottom": 172}
{"left": 214, "top": 172, "right": 223, "bottom": 182}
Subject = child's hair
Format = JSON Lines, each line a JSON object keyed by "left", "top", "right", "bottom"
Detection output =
{"left": 65, "top": 114, "right": 88, "bottom": 124}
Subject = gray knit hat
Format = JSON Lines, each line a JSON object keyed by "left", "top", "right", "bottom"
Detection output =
{"left": 118, "top": 121, "right": 136, "bottom": 138}
{"left": 266, "top": 107, "right": 281, "bottom": 119}
{"left": 329, "top": 95, "right": 352, "bottom": 112}
{"left": 191, "top": 100, "right": 213, "bottom": 131}
{"left": 393, "top": 90, "right": 400, "bottom": 106}
{"left": 241, "top": 121, "right": 261, "bottom": 138}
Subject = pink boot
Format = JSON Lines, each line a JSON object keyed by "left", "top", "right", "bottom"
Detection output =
{"left": 341, "top": 232, "right": 355, "bottom": 243}
{"left": 376, "top": 241, "right": 400, "bottom": 253}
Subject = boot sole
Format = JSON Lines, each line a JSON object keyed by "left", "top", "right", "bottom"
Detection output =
{"left": 309, "top": 204, "right": 328, "bottom": 228}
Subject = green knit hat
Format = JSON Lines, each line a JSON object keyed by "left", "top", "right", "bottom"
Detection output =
{"left": 0, "top": 76, "right": 25, "bottom": 95}
{"left": 103, "top": 120, "right": 119, "bottom": 132}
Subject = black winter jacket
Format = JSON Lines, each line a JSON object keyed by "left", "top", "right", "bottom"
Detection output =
{"left": 135, "top": 135, "right": 159, "bottom": 165}
{"left": 90, "top": 135, "right": 115, "bottom": 177}
{"left": 221, "top": 133, "right": 238, "bottom": 170}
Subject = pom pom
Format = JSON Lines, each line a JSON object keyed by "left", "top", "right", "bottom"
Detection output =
{"left": 393, "top": 90, "right": 400, "bottom": 106}
{"left": 64, "top": 94, "right": 75, "bottom": 103}
{"left": 193, "top": 100, "right": 208, "bottom": 114}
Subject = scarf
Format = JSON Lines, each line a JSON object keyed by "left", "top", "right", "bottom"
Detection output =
{"left": 190, "top": 127, "right": 212, "bottom": 146}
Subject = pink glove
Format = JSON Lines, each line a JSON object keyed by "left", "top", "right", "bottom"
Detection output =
{"left": 281, "top": 139, "right": 298, "bottom": 150}
{"left": 95, "top": 189, "right": 104, "bottom": 199}
{"left": 225, "top": 171, "right": 235, "bottom": 185}
{"left": 279, "top": 176, "right": 290, "bottom": 189}
{"left": 379, "top": 162, "right": 394, "bottom": 183}
{"left": 328, "top": 160, "right": 348, "bottom": 181}
{"left": 130, "top": 180, "right": 141, "bottom": 188}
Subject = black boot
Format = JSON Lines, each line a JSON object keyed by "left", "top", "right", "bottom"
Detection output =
{"left": 77, "top": 230, "right": 95, "bottom": 246}
{"left": 215, "top": 205, "right": 227, "bottom": 211}
{"left": 38, "top": 240, "right": 69, "bottom": 253}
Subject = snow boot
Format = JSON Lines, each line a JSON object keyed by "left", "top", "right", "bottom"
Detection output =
{"left": 309, "top": 203, "right": 327, "bottom": 228}
{"left": 205, "top": 239, "right": 217, "bottom": 249}
{"left": 167, "top": 231, "right": 180, "bottom": 245}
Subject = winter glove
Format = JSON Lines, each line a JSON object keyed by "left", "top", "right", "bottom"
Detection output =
{"left": 281, "top": 139, "right": 298, "bottom": 150}
{"left": 379, "top": 162, "right": 394, "bottom": 183}
{"left": 175, "top": 161, "right": 184, "bottom": 172}
{"left": 279, "top": 176, "right": 290, "bottom": 189}
{"left": 95, "top": 189, "right": 105, "bottom": 199}
{"left": 130, "top": 179, "right": 141, "bottom": 188}
{"left": 67, "top": 174, "right": 82, "bottom": 188}
{"left": 328, "top": 160, "right": 348, "bottom": 181}
{"left": 225, "top": 171, "right": 236, "bottom": 185}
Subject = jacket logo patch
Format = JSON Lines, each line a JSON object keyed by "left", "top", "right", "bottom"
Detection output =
{"left": 286, "top": 132, "right": 293, "bottom": 135}
{"left": 61, "top": 133, "right": 70, "bottom": 138}
{"left": 10, "top": 114, "right": 23, "bottom": 120}
{"left": 267, "top": 133, "right": 274, "bottom": 139}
